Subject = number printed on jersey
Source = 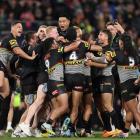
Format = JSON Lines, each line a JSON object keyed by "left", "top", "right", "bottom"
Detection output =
{"left": 69, "top": 51, "right": 77, "bottom": 60}
{"left": 128, "top": 57, "right": 135, "bottom": 66}
{"left": 45, "top": 60, "right": 50, "bottom": 69}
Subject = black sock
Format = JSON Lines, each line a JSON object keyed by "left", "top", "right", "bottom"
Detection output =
{"left": 0, "top": 95, "right": 4, "bottom": 112}
{"left": 82, "top": 120, "right": 88, "bottom": 130}
{"left": 68, "top": 122, "right": 75, "bottom": 133}
{"left": 110, "top": 110, "right": 121, "bottom": 129}
{"left": 101, "top": 111, "right": 112, "bottom": 131}
{"left": 123, "top": 128, "right": 129, "bottom": 133}
{"left": 86, "top": 115, "right": 93, "bottom": 133}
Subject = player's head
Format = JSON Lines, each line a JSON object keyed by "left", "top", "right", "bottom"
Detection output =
{"left": 58, "top": 15, "right": 70, "bottom": 31}
{"left": 120, "top": 34, "right": 139, "bottom": 59}
{"left": 37, "top": 25, "right": 47, "bottom": 41}
{"left": 11, "top": 21, "right": 23, "bottom": 37}
{"left": 73, "top": 26, "right": 82, "bottom": 40}
{"left": 65, "top": 27, "right": 77, "bottom": 42}
{"left": 25, "top": 31, "right": 37, "bottom": 47}
{"left": 44, "top": 37, "right": 58, "bottom": 53}
{"left": 46, "top": 26, "right": 59, "bottom": 39}
{"left": 98, "top": 29, "right": 112, "bottom": 45}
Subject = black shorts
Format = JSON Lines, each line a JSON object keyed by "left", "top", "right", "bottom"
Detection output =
{"left": 21, "top": 84, "right": 37, "bottom": 95}
{"left": 84, "top": 76, "right": 92, "bottom": 94}
{"left": 0, "top": 60, "right": 8, "bottom": 78}
{"left": 120, "top": 78, "right": 140, "bottom": 102}
{"left": 93, "top": 75, "right": 114, "bottom": 95}
{"left": 64, "top": 73, "right": 85, "bottom": 92}
{"left": 47, "top": 80, "right": 66, "bottom": 99}
{"left": 9, "top": 77, "right": 16, "bottom": 91}
{"left": 20, "top": 73, "right": 37, "bottom": 95}
{"left": 20, "top": 72, "right": 37, "bottom": 86}
{"left": 36, "top": 71, "right": 48, "bottom": 85}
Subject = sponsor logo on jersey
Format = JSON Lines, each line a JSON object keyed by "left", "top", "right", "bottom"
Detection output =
{"left": 52, "top": 90, "right": 59, "bottom": 95}
{"left": 65, "top": 60, "right": 83, "bottom": 65}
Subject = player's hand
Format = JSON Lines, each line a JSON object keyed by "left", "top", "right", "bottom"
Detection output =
{"left": 114, "top": 22, "right": 125, "bottom": 34}
{"left": 31, "top": 51, "right": 38, "bottom": 60}
{"left": 11, "top": 74, "right": 20, "bottom": 80}
{"left": 56, "top": 36, "right": 66, "bottom": 43}
{"left": 86, "top": 52, "right": 95, "bottom": 60}
{"left": 84, "top": 59, "right": 93, "bottom": 66}
{"left": 89, "top": 40, "right": 96, "bottom": 45}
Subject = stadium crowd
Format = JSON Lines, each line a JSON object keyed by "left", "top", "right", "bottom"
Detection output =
{"left": 0, "top": 0, "right": 140, "bottom": 138}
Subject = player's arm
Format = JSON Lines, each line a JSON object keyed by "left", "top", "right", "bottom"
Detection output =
{"left": 92, "top": 50, "right": 117, "bottom": 63}
{"left": 59, "top": 41, "right": 80, "bottom": 53}
{"left": 86, "top": 52, "right": 108, "bottom": 64}
{"left": 81, "top": 40, "right": 102, "bottom": 52}
{"left": 9, "top": 39, "right": 37, "bottom": 60}
{"left": 90, "top": 44, "right": 102, "bottom": 52}
{"left": 85, "top": 59, "right": 108, "bottom": 68}
{"left": 13, "top": 47, "right": 37, "bottom": 60}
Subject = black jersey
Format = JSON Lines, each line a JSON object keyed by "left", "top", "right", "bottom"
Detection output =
{"left": 44, "top": 48, "right": 64, "bottom": 81}
{"left": 0, "top": 33, "right": 18, "bottom": 68}
{"left": 38, "top": 39, "right": 53, "bottom": 72}
{"left": 113, "top": 50, "right": 139, "bottom": 83}
{"left": 63, "top": 41, "right": 90, "bottom": 74}
{"left": 111, "top": 33, "right": 120, "bottom": 51}
{"left": 95, "top": 45, "right": 115, "bottom": 76}
{"left": 1, "top": 33, "right": 19, "bottom": 51}
{"left": 19, "top": 44, "right": 40, "bottom": 78}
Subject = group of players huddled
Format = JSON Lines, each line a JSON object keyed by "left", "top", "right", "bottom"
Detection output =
{"left": 0, "top": 15, "right": 140, "bottom": 138}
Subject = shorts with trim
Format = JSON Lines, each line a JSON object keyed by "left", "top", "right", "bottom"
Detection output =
{"left": 64, "top": 73, "right": 85, "bottom": 92}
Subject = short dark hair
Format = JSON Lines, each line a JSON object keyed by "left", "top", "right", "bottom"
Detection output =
{"left": 43, "top": 37, "right": 55, "bottom": 53}
{"left": 65, "top": 27, "right": 77, "bottom": 42}
{"left": 82, "top": 33, "right": 90, "bottom": 41}
{"left": 120, "top": 34, "right": 138, "bottom": 58}
{"left": 11, "top": 20, "right": 22, "bottom": 27}
{"left": 25, "top": 31, "right": 36, "bottom": 43}
{"left": 58, "top": 14, "right": 71, "bottom": 21}
{"left": 101, "top": 29, "right": 112, "bottom": 44}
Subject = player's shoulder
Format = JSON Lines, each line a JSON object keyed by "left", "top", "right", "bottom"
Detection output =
{"left": 3, "top": 33, "right": 17, "bottom": 44}
{"left": 4, "top": 33, "right": 15, "bottom": 41}
{"left": 81, "top": 40, "right": 90, "bottom": 48}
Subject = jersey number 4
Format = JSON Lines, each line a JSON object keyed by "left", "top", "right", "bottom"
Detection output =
{"left": 69, "top": 51, "right": 77, "bottom": 60}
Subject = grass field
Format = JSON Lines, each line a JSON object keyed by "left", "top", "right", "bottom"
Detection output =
{"left": 0, "top": 133, "right": 140, "bottom": 140}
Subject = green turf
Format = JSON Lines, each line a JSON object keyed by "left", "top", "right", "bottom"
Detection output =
{"left": 0, "top": 133, "right": 140, "bottom": 140}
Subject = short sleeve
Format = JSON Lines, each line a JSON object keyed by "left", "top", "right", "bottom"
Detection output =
{"left": 9, "top": 39, "right": 19, "bottom": 49}
{"left": 57, "top": 46, "right": 64, "bottom": 54}
{"left": 83, "top": 41, "right": 90, "bottom": 50}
